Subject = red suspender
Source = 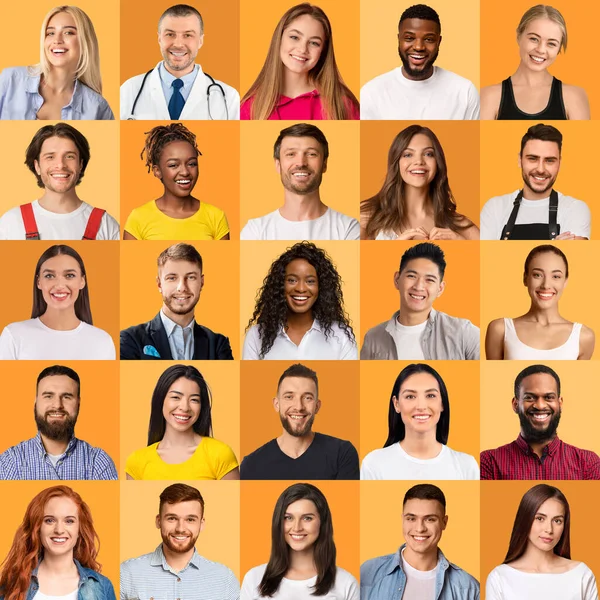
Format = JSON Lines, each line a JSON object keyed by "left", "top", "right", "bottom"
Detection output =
{"left": 82, "top": 207, "right": 105, "bottom": 240}
{"left": 20, "top": 204, "right": 40, "bottom": 240}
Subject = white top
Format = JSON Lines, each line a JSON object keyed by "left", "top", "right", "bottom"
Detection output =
{"left": 402, "top": 548, "right": 438, "bottom": 600}
{"left": 0, "top": 318, "right": 116, "bottom": 360}
{"left": 33, "top": 590, "right": 78, "bottom": 600}
{"left": 360, "top": 443, "right": 480, "bottom": 480}
{"left": 241, "top": 564, "right": 359, "bottom": 600}
{"left": 360, "top": 66, "right": 480, "bottom": 120}
{"left": 390, "top": 318, "right": 427, "bottom": 359}
{"left": 242, "top": 321, "right": 357, "bottom": 360}
{"left": 504, "top": 318, "right": 581, "bottom": 360}
{"left": 486, "top": 563, "right": 598, "bottom": 600}
{"left": 240, "top": 207, "right": 360, "bottom": 241}
{"left": 0, "top": 200, "right": 120, "bottom": 240}
{"left": 480, "top": 190, "right": 591, "bottom": 240}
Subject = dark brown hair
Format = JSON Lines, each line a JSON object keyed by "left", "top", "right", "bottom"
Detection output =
{"left": 523, "top": 244, "right": 569, "bottom": 279}
{"left": 520, "top": 123, "right": 563, "bottom": 155}
{"left": 277, "top": 363, "right": 319, "bottom": 396}
{"left": 273, "top": 123, "right": 329, "bottom": 160}
{"left": 141, "top": 123, "right": 201, "bottom": 172}
{"left": 159, "top": 483, "right": 205, "bottom": 515}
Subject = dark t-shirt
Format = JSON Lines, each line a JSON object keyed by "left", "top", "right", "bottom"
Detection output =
{"left": 240, "top": 432, "right": 359, "bottom": 480}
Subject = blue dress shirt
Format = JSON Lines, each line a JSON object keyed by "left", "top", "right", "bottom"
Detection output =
{"left": 158, "top": 61, "right": 199, "bottom": 104}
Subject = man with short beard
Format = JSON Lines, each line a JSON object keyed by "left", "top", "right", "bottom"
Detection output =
{"left": 480, "top": 364, "right": 600, "bottom": 479}
{"left": 240, "top": 363, "right": 359, "bottom": 479}
{"left": 0, "top": 365, "right": 117, "bottom": 480}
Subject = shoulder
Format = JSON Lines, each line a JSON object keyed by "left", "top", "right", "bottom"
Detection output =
{"left": 315, "top": 432, "right": 355, "bottom": 450}
{"left": 120, "top": 551, "right": 155, "bottom": 571}
{"left": 0, "top": 66, "right": 30, "bottom": 84}
{"left": 127, "top": 443, "right": 156, "bottom": 463}
{"left": 121, "top": 318, "right": 152, "bottom": 337}
{"left": 327, "top": 207, "right": 357, "bottom": 225}
{"left": 362, "top": 445, "right": 392, "bottom": 464}
{"left": 481, "top": 439, "right": 515, "bottom": 458}
{"left": 360, "top": 552, "right": 397, "bottom": 581}
{"left": 120, "top": 71, "right": 150, "bottom": 90}
{"left": 445, "top": 558, "right": 480, "bottom": 588}
{"left": 77, "top": 80, "right": 108, "bottom": 103}
{"left": 243, "top": 439, "right": 276, "bottom": 462}
{"left": 3, "top": 319, "right": 36, "bottom": 333}
{"left": 200, "top": 436, "right": 235, "bottom": 456}
{"left": 482, "top": 191, "right": 517, "bottom": 210}
{"left": 243, "top": 563, "right": 267, "bottom": 583}
{"left": 480, "top": 83, "right": 503, "bottom": 98}
{"left": 364, "top": 318, "right": 392, "bottom": 338}
{"left": 580, "top": 323, "right": 595, "bottom": 340}
{"left": 361, "top": 68, "right": 397, "bottom": 92}
{"left": 486, "top": 317, "right": 506, "bottom": 334}
{"left": 199, "top": 201, "right": 227, "bottom": 219}
{"left": 80, "top": 322, "right": 113, "bottom": 340}
{"left": 562, "top": 83, "right": 590, "bottom": 118}
{"left": 128, "top": 200, "right": 157, "bottom": 218}
{"left": 434, "top": 310, "right": 479, "bottom": 331}
{"left": 435, "top": 67, "right": 478, "bottom": 89}
{"left": 195, "top": 552, "right": 238, "bottom": 578}
{"left": 240, "top": 96, "right": 254, "bottom": 119}
{"left": 335, "top": 566, "right": 359, "bottom": 587}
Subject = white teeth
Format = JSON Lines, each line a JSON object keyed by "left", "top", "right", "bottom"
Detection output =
{"left": 410, "top": 170, "right": 426, "bottom": 174}
{"left": 173, "top": 415, "right": 191, "bottom": 422}
{"left": 170, "top": 51, "right": 186, "bottom": 56}
{"left": 532, "top": 176, "right": 547, "bottom": 181}
{"left": 290, "top": 534, "right": 305, "bottom": 539}
{"left": 413, "top": 415, "right": 430, "bottom": 420}
{"left": 51, "top": 174, "right": 69, "bottom": 178}
{"left": 293, "top": 173, "right": 309, "bottom": 177}
{"left": 176, "top": 179, "right": 191, "bottom": 184}
{"left": 291, "top": 55, "right": 308, "bottom": 61}
{"left": 409, "top": 294, "right": 425, "bottom": 300}
{"left": 289, "top": 415, "right": 306, "bottom": 420}
{"left": 530, "top": 55, "right": 545, "bottom": 62}
{"left": 292, "top": 296, "right": 308, "bottom": 300}
{"left": 52, "top": 49, "right": 66, "bottom": 54}
{"left": 532, "top": 414, "right": 550, "bottom": 420}
{"left": 51, "top": 537, "right": 67, "bottom": 542}
{"left": 413, "top": 536, "right": 427, "bottom": 541}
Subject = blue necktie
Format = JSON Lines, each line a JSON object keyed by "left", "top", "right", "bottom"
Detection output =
{"left": 168, "top": 79, "right": 185, "bottom": 119}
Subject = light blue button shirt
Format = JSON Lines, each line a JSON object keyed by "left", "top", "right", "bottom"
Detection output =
{"left": 0, "top": 66, "right": 114, "bottom": 120}
{"left": 159, "top": 310, "right": 195, "bottom": 360}
{"left": 158, "top": 61, "right": 199, "bottom": 105}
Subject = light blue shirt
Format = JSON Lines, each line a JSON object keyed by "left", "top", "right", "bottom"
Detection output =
{"left": 158, "top": 61, "right": 199, "bottom": 105}
{"left": 159, "top": 310, "right": 195, "bottom": 360}
{"left": 0, "top": 66, "right": 114, "bottom": 120}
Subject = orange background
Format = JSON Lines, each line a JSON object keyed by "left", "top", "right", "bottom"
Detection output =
{"left": 0, "top": 241, "right": 120, "bottom": 346}
{"left": 239, "top": 241, "right": 360, "bottom": 351}
{"left": 480, "top": 0, "right": 600, "bottom": 111}
{"left": 0, "top": 121, "right": 120, "bottom": 220}
{"left": 0, "top": 361, "right": 119, "bottom": 472}
{"left": 360, "top": 361, "right": 480, "bottom": 464}
{"left": 239, "top": 360, "right": 360, "bottom": 459}
{"left": 120, "top": 479, "right": 240, "bottom": 578}
{"left": 480, "top": 241, "right": 600, "bottom": 358}
{"left": 360, "top": 121, "right": 481, "bottom": 228}
{"left": 119, "top": 361, "right": 240, "bottom": 477}
{"left": 480, "top": 480, "right": 600, "bottom": 598}
{"left": 360, "top": 481, "right": 480, "bottom": 579}
{"left": 119, "top": 0, "right": 240, "bottom": 90}
{"left": 360, "top": 240, "right": 480, "bottom": 346}
{"left": 480, "top": 361, "right": 600, "bottom": 454}
{"left": 0, "top": 481, "right": 119, "bottom": 584}
{"left": 240, "top": 480, "right": 360, "bottom": 579}
{"left": 360, "top": 0, "right": 480, "bottom": 88}
{"left": 119, "top": 240, "right": 240, "bottom": 358}
{"left": 239, "top": 0, "right": 360, "bottom": 100}
{"left": 119, "top": 120, "right": 240, "bottom": 238}
{"left": 239, "top": 120, "right": 360, "bottom": 226}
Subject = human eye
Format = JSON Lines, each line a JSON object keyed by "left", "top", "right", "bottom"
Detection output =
{"left": 65, "top": 518, "right": 76, "bottom": 525}
{"left": 46, "top": 31, "right": 54, "bottom": 36}
{"left": 284, "top": 514, "right": 293, "bottom": 520}
{"left": 190, "top": 397, "right": 200, "bottom": 403}
{"left": 44, "top": 517, "right": 55, "bottom": 524}
{"left": 535, "top": 515, "right": 544, "bottom": 521}
{"left": 403, "top": 152, "right": 412, "bottom": 158}
{"left": 65, "top": 273, "right": 75, "bottom": 279}
{"left": 44, "top": 273, "right": 55, "bottom": 279}
{"left": 303, "top": 515, "right": 313, "bottom": 521}
{"left": 310, "top": 40, "right": 321, "bottom": 47}
{"left": 404, "top": 393, "right": 415, "bottom": 400}
{"left": 290, "top": 34, "right": 299, "bottom": 40}
{"left": 425, "top": 151, "right": 435, "bottom": 157}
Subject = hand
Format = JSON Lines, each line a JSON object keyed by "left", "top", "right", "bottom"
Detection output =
{"left": 555, "top": 231, "right": 576, "bottom": 240}
{"left": 397, "top": 227, "right": 429, "bottom": 240}
{"left": 428, "top": 227, "right": 460, "bottom": 240}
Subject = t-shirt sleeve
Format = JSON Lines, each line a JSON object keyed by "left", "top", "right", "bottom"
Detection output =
{"left": 101, "top": 211, "right": 121, "bottom": 240}
{"left": 209, "top": 439, "right": 239, "bottom": 479}
{"left": 124, "top": 209, "right": 143, "bottom": 239}
{"left": 336, "top": 441, "right": 360, "bottom": 480}
{"left": 360, "top": 82, "right": 377, "bottom": 120}
{"left": 563, "top": 200, "right": 591, "bottom": 238}
{"left": 480, "top": 198, "right": 502, "bottom": 240}
{"left": 239, "top": 218, "right": 259, "bottom": 241}
{"left": 346, "top": 573, "right": 360, "bottom": 600}
{"left": 125, "top": 448, "right": 145, "bottom": 480}
{"left": 242, "top": 327, "right": 261, "bottom": 360}
{"left": 485, "top": 569, "right": 503, "bottom": 600}
{"left": 464, "top": 454, "right": 481, "bottom": 480}
{"left": 463, "top": 321, "right": 481, "bottom": 360}
{"left": 360, "top": 452, "right": 377, "bottom": 480}
{"left": 583, "top": 566, "right": 598, "bottom": 600}
{"left": 345, "top": 217, "right": 361, "bottom": 240}
{"left": 465, "top": 82, "right": 480, "bottom": 120}
{"left": 0, "top": 327, "right": 17, "bottom": 359}
{"left": 210, "top": 207, "right": 230, "bottom": 240}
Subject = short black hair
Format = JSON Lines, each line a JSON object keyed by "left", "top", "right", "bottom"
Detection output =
{"left": 514, "top": 364, "right": 561, "bottom": 398}
{"left": 399, "top": 242, "right": 446, "bottom": 280}
{"left": 37, "top": 365, "right": 81, "bottom": 397}
{"left": 520, "top": 123, "right": 563, "bottom": 156}
{"left": 399, "top": 4, "right": 441, "bottom": 30}
{"left": 273, "top": 123, "right": 329, "bottom": 161}
{"left": 277, "top": 363, "right": 319, "bottom": 397}
{"left": 403, "top": 483, "right": 446, "bottom": 510}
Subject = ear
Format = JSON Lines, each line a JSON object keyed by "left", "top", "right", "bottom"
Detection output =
{"left": 200, "top": 273, "right": 205, "bottom": 291}
{"left": 392, "top": 395, "right": 401, "bottom": 413}
{"left": 157, "top": 275, "right": 162, "bottom": 293}
{"left": 275, "top": 158, "right": 281, "bottom": 176}
{"left": 152, "top": 164, "right": 162, "bottom": 180}
{"left": 393, "top": 271, "right": 401, "bottom": 291}
{"left": 79, "top": 276, "right": 86, "bottom": 290}
{"left": 34, "top": 159, "right": 41, "bottom": 176}
{"left": 155, "top": 513, "right": 161, "bottom": 529}
{"left": 438, "top": 35, "right": 442, "bottom": 47}
{"left": 437, "top": 280, "right": 446, "bottom": 298}
{"left": 198, "top": 33, "right": 205, "bottom": 49}
{"left": 558, "top": 396, "right": 564, "bottom": 409}
{"left": 512, "top": 397, "right": 519, "bottom": 413}
{"left": 442, "top": 514, "right": 448, "bottom": 530}
{"left": 518, "top": 152, "right": 523, "bottom": 171}
{"left": 37, "top": 277, "right": 41, "bottom": 290}
{"left": 200, "top": 516, "right": 206, "bottom": 532}
{"left": 273, "top": 396, "right": 280, "bottom": 412}
{"left": 322, "top": 158, "right": 328, "bottom": 174}
{"left": 315, "top": 399, "right": 322, "bottom": 414}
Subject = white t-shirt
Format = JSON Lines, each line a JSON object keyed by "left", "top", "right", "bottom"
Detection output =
{"left": 242, "top": 321, "right": 357, "bottom": 360}
{"left": 0, "top": 200, "right": 120, "bottom": 240}
{"left": 402, "top": 548, "right": 438, "bottom": 600}
{"left": 240, "top": 207, "right": 360, "bottom": 241}
{"left": 480, "top": 190, "right": 591, "bottom": 240}
{"left": 0, "top": 318, "right": 116, "bottom": 360}
{"left": 33, "top": 590, "right": 78, "bottom": 600}
{"left": 390, "top": 319, "right": 427, "bottom": 359}
{"left": 240, "top": 564, "right": 359, "bottom": 600}
{"left": 360, "top": 66, "right": 480, "bottom": 120}
{"left": 486, "top": 563, "right": 598, "bottom": 600}
{"left": 360, "top": 443, "right": 480, "bottom": 480}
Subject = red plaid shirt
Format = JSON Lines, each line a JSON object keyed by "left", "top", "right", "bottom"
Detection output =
{"left": 480, "top": 435, "right": 600, "bottom": 480}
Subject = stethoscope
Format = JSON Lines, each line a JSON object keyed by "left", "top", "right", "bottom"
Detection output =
{"left": 128, "top": 69, "right": 228, "bottom": 120}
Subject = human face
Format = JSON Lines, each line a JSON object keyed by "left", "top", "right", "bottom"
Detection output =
{"left": 276, "top": 136, "right": 327, "bottom": 195}
{"left": 35, "top": 375, "right": 80, "bottom": 441}
{"left": 394, "top": 372, "right": 443, "bottom": 437}
{"left": 280, "top": 15, "right": 325, "bottom": 76}
{"left": 395, "top": 258, "right": 445, "bottom": 316}
{"left": 284, "top": 499, "right": 321, "bottom": 553}
{"left": 158, "top": 15, "right": 204, "bottom": 76}
{"left": 275, "top": 376, "right": 321, "bottom": 437}
{"left": 40, "top": 496, "right": 80, "bottom": 558}
{"left": 153, "top": 141, "right": 199, "bottom": 198}
{"left": 519, "top": 140, "right": 561, "bottom": 198}
{"left": 34, "top": 137, "right": 83, "bottom": 195}
{"left": 399, "top": 134, "right": 438, "bottom": 188}
{"left": 284, "top": 259, "right": 319, "bottom": 314}
{"left": 518, "top": 18, "right": 563, "bottom": 71}
{"left": 157, "top": 500, "right": 204, "bottom": 554}
{"left": 524, "top": 252, "right": 568, "bottom": 309}
{"left": 162, "top": 377, "right": 201, "bottom": 433}
{"left": 158, "top": 259, "right": 204, "bottom": 319}
{"left": 528, "top": 498, "right": 565, "bottom": 553}
{"left": 44, "top": 11, "right": 80, "bottom": 70}
{"left": 402, "top": 498, "right": 447, "bottom": 558}
{"left": 513, "top": 373, "right": 562, "bottom": 444}
{"left": 398, "top": 18, "right": 441, "bottom": 80}
{"left": 36, "top": 254, "right": 86, "bottom": 313}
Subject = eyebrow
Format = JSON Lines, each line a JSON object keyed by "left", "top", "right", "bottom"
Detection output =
{"left": 404, "top": 146, "right": 435, "bottom": 152}
{"left": 285, "top": 511, "right": 317, "bottom": 517}
{"left": 404, "top": 269, "right": 439, "bottom": 279}
{"left": 168, "top": 390, "right": 201, "bottom": 397}
{"left": 525, "top": 154, "right": 558, "bottom": 160}
{"left": 282, "top": 146, "right": 321, "bottom": 152}
{"left": 528, "top": 31, "right": 561, "bottom": 44}
{"left": 163, "top": 28, "right": 197, "bottom": 34}
{"left": 531, "top": 267, "right": 564, "bottom": 274}
{"left": 402, "top": 388, "right": 439, "bottom": 394}
{"left": 163, "top": 271, "right": 200, "bottom": 276}
{"left": 536, "top": 511, "right": 564, "bottom": 518}
{"left": 404, "top": 513, "right": 439, "bottom": 518}
{"left": 44, "top": 513, "right": 77, "bottom": 518}
{"left": 287, "top": 28, "right": 323, "bottom": 41}
{"left": 41, "top": 268, "right": 78, "bottom": 274}
{"left": 46, "top": 26, "right": 77, "bottom": 31}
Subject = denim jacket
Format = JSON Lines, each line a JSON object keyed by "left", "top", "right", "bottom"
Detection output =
{"left": 360, "top": 545, "right": 480, "bottom": 600}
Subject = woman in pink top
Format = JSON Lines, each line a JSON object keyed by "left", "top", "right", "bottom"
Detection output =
{"left": 241, "top": 3, "right": 359, "bottom": 120}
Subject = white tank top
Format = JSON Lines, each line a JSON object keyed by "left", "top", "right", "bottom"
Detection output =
{"left": 503, "top": 318, "right": 581, "bottom": 360}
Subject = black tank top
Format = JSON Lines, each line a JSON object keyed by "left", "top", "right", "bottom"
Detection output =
{"left": 497, "top": 76, "right": 567, "bottom": 120}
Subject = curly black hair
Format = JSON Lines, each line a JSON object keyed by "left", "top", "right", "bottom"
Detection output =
{"left": 246, "top": 241, "right": 355, "bottom": 359}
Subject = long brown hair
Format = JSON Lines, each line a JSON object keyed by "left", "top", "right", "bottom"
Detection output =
{"left": 241, "top": 3, "right": 358, "bottom": 120}
{"left": 0, "top": 486, "right": 101, "bottom": 600}
{"left": 361, "top": 125, "right": 468, "bottom": 239}
{"left": 503, "top": 484, "right": 571, "bottom": 564}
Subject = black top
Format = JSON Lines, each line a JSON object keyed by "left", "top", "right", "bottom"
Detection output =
{"left": 497, "top": 76, "right": 567, "bottom": 120}
{"left": 240, "top": 432, "right": 360, "bottom": 480}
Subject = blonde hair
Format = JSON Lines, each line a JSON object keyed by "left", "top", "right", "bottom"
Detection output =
{"left": 33, "top": 5, "right": 103, "bottom": 94}
{"left": 517, "top": 5, "right": 567, "bottom": 53}
{"left": 241, "top": 3, "right": 358, "bottom": 120}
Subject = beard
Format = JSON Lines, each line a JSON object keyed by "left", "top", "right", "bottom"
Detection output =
{"left": 280, "top": 170, "right": 323, "bottom": 195}
{"left": 161, "top": 530, "right": 198, "bottom": 554}
{"left": 518, "top": 407, "right": 561, "bottom": 444}
{"left": 522, "top": 171, "right": 556, "bottom": 196}
{"left": 398, "top": 48, "right": 439, "bottom": 78}
{"left": 162, "top": 293, "right": 199, "bottom": 316}
{"left": 35, "top": 407, "right": 78, "bottom": 441}
{"left": 280, "top": 412, "right": 315, "bottom": 437}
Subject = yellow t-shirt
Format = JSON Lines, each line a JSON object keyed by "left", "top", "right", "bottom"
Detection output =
{"left": 125, "top": 437, "right": 238, "bottom": 480}
{"left": 124, "top": 200, "right": 230, "bottom": 240}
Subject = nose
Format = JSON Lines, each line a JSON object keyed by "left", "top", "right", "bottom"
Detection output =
{"left": 53, "top": 521, "right": 65, "bottom": 534}
{"left": 413, "top": 37, "right": 425, "bottom": 50}
{"left": 179, "top": 397, "right": 191, "bottom": 412}
{"left": 176, "top": 278, "right": 189, "bottom": 292}
{"left": 533, "top": 396, "right": 548, "bottom": 411}
{"left": 415, "top": 519, "right": 427, "bottom": 533}
{"left": 291, "top": 517, "right": 305, "bottom": 532}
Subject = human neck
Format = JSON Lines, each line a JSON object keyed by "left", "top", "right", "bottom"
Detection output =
{"left": 517, "top": 544, "right": 562, "bottom": 569}
{"left": 162, "top": 305, "right": 195, "bottom": 328}
{"left": 400, "top": 432, "right": 441, "bottom": 459}
{"left": 403, "top": 545, "right": 438, "bottom": 571}
{"left": 523, "top": 306, "right": 561, "bottom": 325}
{"left": 280, "top": 194, "right": 326, "bottom": 221}
{"left": 39, "top": 309, "right": 81, "bottom": 331}
{"left": 397, "top": 308, "right": 430, "bottom": 327}
{"left": 40, "top": 432, "right": 71, "bottom": 456}
{"left": 522, "top": 432, "right": 556, "bottom": 458}
{"left": 522, "top": 185, "right": 553, "bottom": 201}
{"left": 286, "top": 310, "right": 315, "bottom": 331}
{"left": 162, "top": 543, "right": 194, "bottom": 572}
{"left": 38, "top": 190, "right": 82, "bottom": 214}
{"left": 160, "top": 426, "right": 199, "bottom": 447}
{"left": 512, "top": 64, "right": 553, "bottom": 86}
{"left": 43, "top": 69, "right": 76, "bottom": 94}
{"left": 287, "top": 547, "right": 317, "bottom": 575}
{"left": 282, "top": 69, "right": 314, "bottom": 98}
{"left": 163, "top": 61, "right": 195, "bottom": 78}
{"left": 39, "top": 553, "right": 78, "bottom": 576}
{"left": 277, "top": 430, "right": 315, "bottom": 458}
{"left": 401, "top": 65, "right": 434, "bottom": 82}
{"left": 158, "top": 191, "right": 197, "bottom": 210}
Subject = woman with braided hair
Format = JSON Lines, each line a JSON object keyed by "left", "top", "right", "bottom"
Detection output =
{"left": 123, "top": 123, "right": 230, "bottom": 240}
{"left": 242, "top": 241, "right": 357, "bottom": 360}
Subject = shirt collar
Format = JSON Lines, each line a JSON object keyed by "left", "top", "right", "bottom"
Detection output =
{"left": 160, "top": 310, "right": 195, "bottom": 337}
{"left": 386, "top": 544, "right": 450, "bottom": 576}
{"left": 151, "top": 544, "right": 201, "bottom": 570}
{"left": 34, "top": 431, "right": 78, "bottom": 456}
{"left": 25, "top": 71, "right": 83, "bottom": 111}
{"left": 279, "top": 319, "right": 322, "bottom": 337}
{"left": 159, "top": 62, "right": 199, "bottom": 89}
{"left": 386, "top": 309, "right": 436, "bottom": 334}
{"left": 516, "top": 433, "right": 562, "bottom": 456}
{"left": 32, "top": 558, "right": 100, "bottom": 583}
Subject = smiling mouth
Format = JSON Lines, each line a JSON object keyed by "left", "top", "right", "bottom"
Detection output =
{"left": 290, "top": 54, "right": 309, "bottom": 62}
{"left": 288, "top": 414, "right": 308, "bottom": 420}
{"left": 408, "top": 293, "right": 426, "bottom": 301}
{"left": 171, "top": 534, "right": 190, "bottom": 541}
{"left": 412, "top": 535, "right": 429, "bottom": 541}
{"left": 50, "top": 537, "right": 68, "bottom": 543}
{"left": 530, "top": 55, "right": 546, "bottom": 63}
{"left": 51, "top": 48, "right": 67, "bottom": 55}
{"left": 531, "top": 174, "right": 549, "bottom": 182}
{"left": 50, "top": 173, "right": 71, "bottom": 179}
{"left": 413, "top": 415, "right": 431, "bottom": 421}
{"left": 290, "top": 533, "right": 307, "bottom": 540}
{"left": 536, "top": 291, "right": 555, "bottom": 300}
{"left": 528, "top": 412, "right": 551, "bottom": 422}
{"left": 173, "top": 414, "right": 192, "bottom": 423}
{"left": 409, "top": 169, "right": 427, "bottom": 175}
{"left": 292, "top": 171, "right": 311, "bottom": 179}
{"left": 175, "top": 179, "right": 191, "bottom": 184}
{"left": 169, "top": 51, "right": 187, "bottom": 57}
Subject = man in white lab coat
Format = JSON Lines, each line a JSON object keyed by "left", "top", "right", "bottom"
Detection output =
{"left": 120, "top": 4, "right": 240, "bottom": 120}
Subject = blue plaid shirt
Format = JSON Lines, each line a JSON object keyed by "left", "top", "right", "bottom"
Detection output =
{"left": 0, "top": 432, "right": 118, "bottom": 480}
